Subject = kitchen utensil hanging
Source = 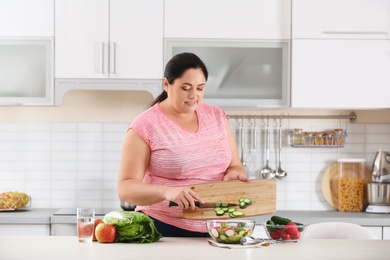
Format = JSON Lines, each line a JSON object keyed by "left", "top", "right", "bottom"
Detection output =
{"left": 261, "top": 116, "right": 274, "bottom": 179}
{"left": 240, "top": 116, "right": 249, "bottom": 174}
{"left": 274, "top": 117, "right": 287, "bottom": 179}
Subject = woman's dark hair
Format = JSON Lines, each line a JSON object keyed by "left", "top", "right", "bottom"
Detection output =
{"left": 150, "top": 52, "right": 208, "bottom": 107}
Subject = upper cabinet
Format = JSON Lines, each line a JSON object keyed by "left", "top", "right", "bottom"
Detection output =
{"left": 55, "top": 0, "right": 163, "bottom": 79}
{"left": 0, "top": 0, "right": 54, "bottom": 106}
{"left": 292, "top": 0, "right": 390, "bottom": 39}
{"left": 0, "top": 0, "right": 54, "bottom": 37}
{"left": 292, "top": 39, "right": 390, "bottom": 108}
{"left": 291, "top": 0, "right": 390, "bottom": 109}
{"left": 164, "top": 0, "right": 291, "bottom": 39}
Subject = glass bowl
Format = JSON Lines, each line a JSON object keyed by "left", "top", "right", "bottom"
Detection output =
{"left": 261, "top": 223, "right": 309, "bottom": 242}
{"left": 206, "top": 219, "right": 255, "bottom": 244}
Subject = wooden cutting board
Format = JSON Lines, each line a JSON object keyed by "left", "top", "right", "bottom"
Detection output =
{"left": 321, "top": 162, "right": 372, "bottom": 210}
{"left": 181, "top": 179, "right": 276, "bottom": 219}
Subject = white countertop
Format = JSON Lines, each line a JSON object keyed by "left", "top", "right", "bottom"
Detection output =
{"left": 0, "top": 236, "right": 389, "bottom": 260}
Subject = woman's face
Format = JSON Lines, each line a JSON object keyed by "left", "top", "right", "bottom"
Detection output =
{"left": 163, "top": 68, "right": 206, "bottom": 114}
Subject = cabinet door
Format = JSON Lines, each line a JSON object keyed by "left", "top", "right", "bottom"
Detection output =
{"left": 0, "top": 224, "right": 50, "bottom": 236}
{"left": 165, "top": 0, "right": 291, "bottom": 39}
{"left": 55, "top": 0, "right": 109, "bottom": 78}
{"left": 362, "top": 226, "right": 382, "bottom": 240}
{"left": 291, "top": 39, "right": 390, "bottom": 108}
{"left": 0, "top": 0, "right": 54, "bottom": 37}
{"left": 293, "top": 0, "right": 390, "bottom": 39}
{"left": 383, "top": 227, "right": 390, "bottom": 240}
{"left": 110, "top": 0, "right": 163, "bottom": 79}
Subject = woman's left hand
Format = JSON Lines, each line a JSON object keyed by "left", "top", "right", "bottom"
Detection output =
{"left": 223, "top": 167, "right": 248, "bottom": 182}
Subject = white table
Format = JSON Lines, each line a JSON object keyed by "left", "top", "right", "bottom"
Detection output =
{"left": 0, "top": 236, "right": 389, "bottom": 260}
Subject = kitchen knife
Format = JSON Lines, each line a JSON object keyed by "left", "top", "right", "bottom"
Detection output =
{"left": 168, "top": 201, "right": 238, "bottom": 208}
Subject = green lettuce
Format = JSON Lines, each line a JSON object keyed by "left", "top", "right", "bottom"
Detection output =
{"left": 103, "top": 211, "right": 162, "bottom": 243}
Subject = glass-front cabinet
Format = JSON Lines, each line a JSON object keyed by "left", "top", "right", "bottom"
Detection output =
{"left": 165, "top": 39, "right": 290, "bottom": 108}
{"left": 0, "top": 39, "right": 53, "bottom": 105}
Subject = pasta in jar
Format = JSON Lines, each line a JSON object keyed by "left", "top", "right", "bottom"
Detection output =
{"left": 338, "top": 177, "right": 364, "bottom": 212}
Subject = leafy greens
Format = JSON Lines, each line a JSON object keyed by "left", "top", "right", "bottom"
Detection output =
{"left": 103, "top": 211, "right": 162, "bottom": 243}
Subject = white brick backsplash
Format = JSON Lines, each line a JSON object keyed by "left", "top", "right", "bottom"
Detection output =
{"left": 0, "top": 122, "right": 389, "bottom": 210}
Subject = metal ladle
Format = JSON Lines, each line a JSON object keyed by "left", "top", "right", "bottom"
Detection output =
{"left": 261, "top": 117, "right": 274, "bottom": 179}
{"left": 240, "top": 116, "right": 249, "bottom": 173}
{"left": 274, "top": 117, "right": 287, "bottom": 179}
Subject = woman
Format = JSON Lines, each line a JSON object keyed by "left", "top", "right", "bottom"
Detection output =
{"left": 118, "top": 52, "right": 247, "bottom": 237}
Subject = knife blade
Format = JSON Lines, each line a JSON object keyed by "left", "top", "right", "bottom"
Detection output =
{"left": 168, "top": 201, "right": 238, "bottom": 208}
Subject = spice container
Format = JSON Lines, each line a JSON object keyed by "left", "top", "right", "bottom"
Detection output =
{"left": 292, "top": 128, "right": 304, "bottom": 145}
{"left": 304, "top": 132, "right": 315, "bottom": 146}
{"left": 323, "top": 131, "right": 334, "bottom": 145}
{"left": 334, "top": 129, "right": 344, "bottom": 146}
{"left": 314, "top": 132, "right": 324, "bottom": 146}
{"left": 338, "top": 158, "right": 365, "bottom": 212}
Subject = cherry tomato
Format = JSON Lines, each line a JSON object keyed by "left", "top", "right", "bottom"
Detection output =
{"left": 271, "top": 229, "right": 281, "bottom": 240}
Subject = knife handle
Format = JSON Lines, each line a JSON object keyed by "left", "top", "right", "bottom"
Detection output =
{"left": 168, "top": 201, "right": 200, "bottom": 207}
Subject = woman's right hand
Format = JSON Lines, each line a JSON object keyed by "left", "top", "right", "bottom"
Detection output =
{"left": 165, "top": 186, "right": 204, "bottom": 210}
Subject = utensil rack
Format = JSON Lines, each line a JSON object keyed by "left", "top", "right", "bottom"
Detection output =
{"left": 227, "top": 112, "right": 356, "bottom": 149}
{"left": 226, "top": 112, "right": 357, "bottom": 123}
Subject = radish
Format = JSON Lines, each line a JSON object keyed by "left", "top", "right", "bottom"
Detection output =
{"left": 224, "top": 228, "right": 235, "bottom": 237}
{"left": 210, "top": 228, "right": 220, "bottom": 238}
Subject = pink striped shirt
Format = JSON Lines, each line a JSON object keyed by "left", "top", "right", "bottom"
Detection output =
{"left": 131, "top": 103, "right": 231, "bottom": 232}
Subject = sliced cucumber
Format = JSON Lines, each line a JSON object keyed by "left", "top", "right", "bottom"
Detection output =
{"left": 232, "top": 211, "right": 245, "bottom": 217}
{"left": 221, "top": 203, "right": 229, "bottom": 207}
{"left": 214, "top": 207, "right": 222, "bottom": 212}
{"left": 216, "top": 209, "right": 225, "bottom": 216}
{"left": 243, "top": 198, "right": 252, "bottom": 205}
{"left": 229, "top": 212, "right": 237, "bottom": 218}
{"left": 239, "top": 201, "right": 247, "bottom": 209}
{"left": 214, "top": 203, "right": 222, "bottom": 207}
{"left": 228, "top": 208, "right": 236, "bottom": 213}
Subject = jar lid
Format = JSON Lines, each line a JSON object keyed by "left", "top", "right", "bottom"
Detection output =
{"left": 337, "top": 158, "right": 366, "bottom": 163}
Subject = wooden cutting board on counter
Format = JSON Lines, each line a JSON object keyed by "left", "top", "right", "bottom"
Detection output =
{"left": 180, "top": 179, "right": 276, "bottom": 220}
{"left": 321, "top": 162, "right": 372, "bottom": 210}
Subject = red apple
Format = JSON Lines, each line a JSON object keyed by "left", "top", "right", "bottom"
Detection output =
{"left": 93, "top": 218, "right": 104, "bottom": 241}
{"left": 95, "top": 223, "right": 117, "bottom": 243}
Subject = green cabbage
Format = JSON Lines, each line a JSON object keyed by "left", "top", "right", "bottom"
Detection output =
{"left": 103, "top": 211, "right": 162, "bottom": 243}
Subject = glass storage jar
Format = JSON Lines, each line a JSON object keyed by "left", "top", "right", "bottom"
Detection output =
{"left": 292, "top": 128, "right": 304, "bottom": 145}
{"left": 334, "top": 129, "right": 344, "bottom": 146}
{"left": 304, "top": 132, "right": 315, "bottom": 146}
{"left": 314, "top": 132, "right": 324, "bottom": 146}
{"left": 323, "top": 131, "right": 334, "bottom": 145}
{"left": 338, "top": 158, "right": 365, "bottom": 212}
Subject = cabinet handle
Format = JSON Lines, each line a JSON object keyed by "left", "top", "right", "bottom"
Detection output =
{"left": 322, "top": 31, "right": 388, "bottom": 35}
{"left": 101, "top": 42, "right": 105, "bottom": 74}
{"left": 110, "top": 42, "right": 116, "bottom": 74}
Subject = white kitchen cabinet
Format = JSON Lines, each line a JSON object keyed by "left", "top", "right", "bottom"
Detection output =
{"left": 362, "top": 226, "right": 382, "bottom": 240}
{"left": 0, "top": 224, "right": 50, "bottom": 236}
{"left": 0, "top": 0, "right": 54, "bottom": 37}
{"left": 291, "top": 39, "right": 390, "bottom": 109}
{"left": 292, "top": 0, "right": 390, "bottom": 39}
{"left": 383, "top": 227, "right": 390, "bottom": 240}
{"left": 164, "top": 0, "right": 291, "bottom": 39}
{"left": 55, "top": 0, "right": 163, "bottom": 79}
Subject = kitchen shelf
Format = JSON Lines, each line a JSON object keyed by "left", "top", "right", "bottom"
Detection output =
{"left": 289, "top": 131, "right": 346, "bottom": 148}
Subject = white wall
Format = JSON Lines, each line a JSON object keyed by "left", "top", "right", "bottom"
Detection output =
{"left": 0, "top": 91, "right": 389, "bottom": 210}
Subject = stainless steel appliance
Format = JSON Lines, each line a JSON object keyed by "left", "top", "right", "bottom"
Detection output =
{"left": 366, "top": 150, "right": 390, "bottom": 213}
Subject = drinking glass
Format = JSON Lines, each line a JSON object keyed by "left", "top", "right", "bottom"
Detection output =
{"left": 77, "top": 207, "right": 95, "bottom": 243}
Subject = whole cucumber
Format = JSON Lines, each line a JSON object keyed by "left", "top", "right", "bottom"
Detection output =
{"left": 271, "top": 215, "right": 292, "bottom": 225}
{"left": 266, "top": 220, "right": 276, "bottom": 232}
